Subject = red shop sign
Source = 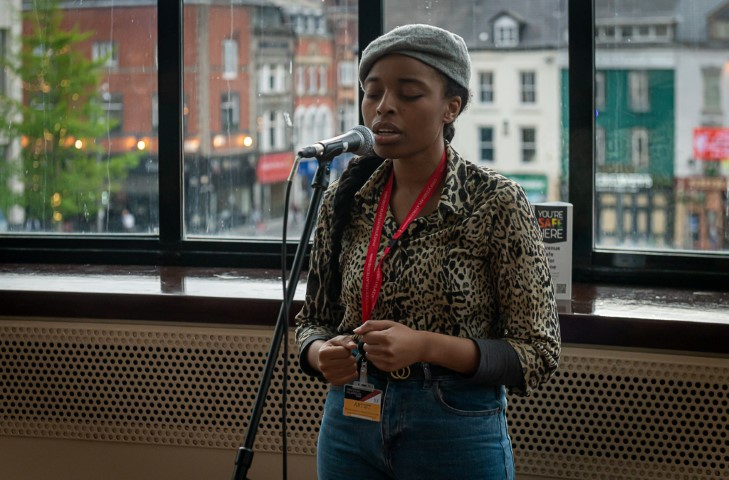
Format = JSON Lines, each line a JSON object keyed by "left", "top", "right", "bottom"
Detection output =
{"left": 256, "top": 152, "right": 294, "bottom": 184}
{"left": 693, "top": 127, "right": 729, "bottom": 161}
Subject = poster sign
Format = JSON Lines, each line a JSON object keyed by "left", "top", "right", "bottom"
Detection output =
{"left": 693, "top": 127, "right": 729, "bottom": 161}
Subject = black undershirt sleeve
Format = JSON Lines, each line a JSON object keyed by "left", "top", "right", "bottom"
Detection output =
{"left": 467, "top": 338, "right": 525, "bottom": 388}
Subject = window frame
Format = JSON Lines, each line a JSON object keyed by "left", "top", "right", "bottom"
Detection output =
{"left": 222, "top": 38, "right": 238, "bottom": 80}
{"left": 220, "top": 91, "right": 241, "bottom": 133}
{"left": 101, "top": 92, "right": 124, "bottom": 134}
{"left": 630, "top": 127, "right": 649, "bottom": 170}
{"left": 702, "top": 66, "right": 722, "bottom": 114}
{"left": 628, "top": 70, "right": 650, "bottom": 112}
{"left": 520, "top": 70, "right": 536, "bottom": 104}
{"left": 92, "top": 40, "right": 119, "bottom": 68}
{"left": 494, "top": 15, "right": 519, "bottom": 48}
{"left": 569, "top": 0, "right": 727, "bottom": 288}
{"left": 479, "top": 126, "right": 495, "bottom": 163}
{"left": 1, "top": 0, "right": 727, "bottom": 289}
{"left": 520, "top": 127, "right": 537, "bottom": 163}
{"left": 478, "top": 71, "right": 494, "bottom": 104}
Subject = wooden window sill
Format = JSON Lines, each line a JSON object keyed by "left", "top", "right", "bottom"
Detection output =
{"left": 1, "top": 263, "right": 727, "bottom": 355}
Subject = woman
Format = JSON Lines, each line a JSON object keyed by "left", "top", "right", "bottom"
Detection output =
{"left": 295, "top": 24, "right": 560, "bottom": 479}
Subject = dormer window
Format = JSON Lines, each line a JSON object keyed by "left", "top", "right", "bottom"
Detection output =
{"left": 494, "top": 16, "right": 519, "bottom": 47}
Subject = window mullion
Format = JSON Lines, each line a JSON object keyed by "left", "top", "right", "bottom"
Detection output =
{"left": 568, "top": 0, "right": 595, "bottom": 274}
{"left": 157, "top": 0, "right": 184, "bottom": 249}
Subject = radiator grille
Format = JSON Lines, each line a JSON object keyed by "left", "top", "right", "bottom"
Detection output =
{"left": 1, "top": 321, "right": 727, "bottom": 479}
{"left": 509, "top": 348, "right": 729, "bottom": 479}
{"left": 0, "top": 321, "right": 323, "bottom": 454}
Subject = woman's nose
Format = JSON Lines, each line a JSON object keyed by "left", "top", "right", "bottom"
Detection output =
{"left": 376, "top": 92, "right": 394, "bottom": 114}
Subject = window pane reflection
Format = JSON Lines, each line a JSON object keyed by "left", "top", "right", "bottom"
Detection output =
{"left": 595, "top": 0, "right": 729, "bottom": 253}
{"left": 182, "top": 0, "right": 359, "bottom": 239}
{"left": 0, "top": 0, "right": 158, "bottom": 234}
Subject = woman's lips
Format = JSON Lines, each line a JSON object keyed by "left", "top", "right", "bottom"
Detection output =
{"left": 372, "top": 123, "right": 402, "bottom": 145}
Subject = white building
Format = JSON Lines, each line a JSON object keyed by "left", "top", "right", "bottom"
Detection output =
{"left": 0, "top": 0, "right": 24, "bottom": 229}
{"left": 457, "top": 47, "right": 566, "bottom": 202}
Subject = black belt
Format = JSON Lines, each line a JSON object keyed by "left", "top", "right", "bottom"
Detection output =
{"left": 363, "top": 360, "right": 461, "bottom": 381}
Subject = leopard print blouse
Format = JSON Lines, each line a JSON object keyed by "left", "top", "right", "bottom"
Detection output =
{"left": 295, "top": 144, "right": 561, "bottom": 396}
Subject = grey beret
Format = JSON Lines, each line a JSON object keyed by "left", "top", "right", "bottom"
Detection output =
{"left": 359, "top": 24, "right": 471, "bottom": 91}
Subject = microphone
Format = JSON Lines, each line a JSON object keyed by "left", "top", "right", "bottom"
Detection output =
{"left": 297, "top": 125, "right": 374, "bottom": 159}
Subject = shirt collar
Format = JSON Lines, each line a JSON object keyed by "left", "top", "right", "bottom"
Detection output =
{"left": 353, "top": 142, "right": 469, "bottom": 218}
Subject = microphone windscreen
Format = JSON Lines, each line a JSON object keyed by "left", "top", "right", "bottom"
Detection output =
{"left": 351, "top": 125, "right": 375, "bottom": 156}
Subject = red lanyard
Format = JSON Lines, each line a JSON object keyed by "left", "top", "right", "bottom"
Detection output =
{"left": 361, "top": 151, "right": 447, "bottom": 323}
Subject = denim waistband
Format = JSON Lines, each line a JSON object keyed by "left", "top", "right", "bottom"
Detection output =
{"left": 363, "top": 360, "right": 463, "bottom": 382}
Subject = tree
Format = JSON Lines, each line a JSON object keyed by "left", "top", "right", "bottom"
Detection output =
{"left": 0, "top": 0, "right": 138, "bottom": 231}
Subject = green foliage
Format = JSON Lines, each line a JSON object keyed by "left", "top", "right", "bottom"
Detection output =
{"left": 0, "top": 0, "right": 139, "bottom": 230}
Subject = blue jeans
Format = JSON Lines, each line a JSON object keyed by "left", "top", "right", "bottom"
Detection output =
{"left": 317, "top": 363, "right": 515, "bottom": 479}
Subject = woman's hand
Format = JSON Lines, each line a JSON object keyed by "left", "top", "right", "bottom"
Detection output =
{"left": 354, "top": 320, "right": 426, "bottom": 372}
{"left": 309, "top": 337, "right": 359, "bottom": 386}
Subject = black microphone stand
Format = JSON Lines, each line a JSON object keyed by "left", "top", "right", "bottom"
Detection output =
{"left": 231, "top": 149, "right": 337, "bottom": 480}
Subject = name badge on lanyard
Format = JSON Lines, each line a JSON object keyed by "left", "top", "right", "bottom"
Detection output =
{"left": 343, "top": 361, "right": 382, "bottom": 422}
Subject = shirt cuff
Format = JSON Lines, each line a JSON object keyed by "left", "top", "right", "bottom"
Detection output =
{"left": 468, "top": 338, "right": 525, "bottom": 388}
{"left": 298, "top": 336, "right": 329, "bottom": 381}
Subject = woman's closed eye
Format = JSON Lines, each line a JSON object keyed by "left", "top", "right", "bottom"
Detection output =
{"left": 400, "top": 93, "right": 423, "bottom": 101}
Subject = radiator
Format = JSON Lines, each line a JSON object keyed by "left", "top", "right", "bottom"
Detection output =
{"left": 1, "top": 320, "right": 727, "bottom": 479}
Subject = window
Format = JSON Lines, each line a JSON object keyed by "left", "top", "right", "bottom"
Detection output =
{"left": 296, "top": 66, "right": 305, "bottom": 95}
{"left": 339, "top": 102, "right": 356, "bottom": 134}
{"left": 338, "top": 60, "right": 356, "bottom": 87}
{"left": 0, "top": 3, "right": 156, "bottom": 234}
{"left": 494, "top": 15, "right": 519, "bottom": 47}
{"left": 631, "top": 128, "right": 649, "bottom": 169}
{"left": 655, "top": 24, "right": 669, "bottom": 39}
{"left": 92, "top": 41, "right": 119, "bottom": 68}
{"left": 261, "top": 110, "right": 286, "bottom": 152}
{"left": 315, "top": 106, "right": 333, "bottom": 144}
{"left": 151, "top": 93, "right": 159, "bottom": 133}
{"left": 221, "top": 92, "right": 240, "bottom": 132}
{"left": 595, "top": 72, "right": 605, "bottom": 110}
{"left": 319, "top": 65, "right": 328, "bottom": 94}
{"left": 710, "top": 13, "right": 729, "bottom": 40}
{"left": 591, "top": 0, "right": 728, "bottom": 271}
{"left": 2, "top": 0, "right": 726, "bottom": 286}
{"left": 628, "top": 70, "right": 650, "bottom": 112}
{"left": 260, "top": 64, "right": 273, "bottom": 93}
{"left": 101, "top": 92, "right": 123, "bottom": 133}
{"left": 269, "top": 65, "right": 278, "bottom": 92}
{"left": 479, "top": 72, "right": 494, "bottom": 104}
{"left": 267, "top": 111, "right": 277, "bottom": 150}
{"left": 308, "top": 66, "right": 318, "bottom": 94}
{"left": 595, "top": 125, "right": 606, "bottom": 167}
{"left": 520, "top": 127, "right": 536, "bottom": 163}
{"left": 293, "top": 14, "right": 305, "bottom": 34}
{"left": 621, "top": 26, "right": 633, "bottom": 42}
{"left": 601, "top": 26, "right": 616, "bottom": 41}
{"left": 521, "top": 71, "right": 536, "bottom": 103}
{"left": 702, "top": 67, "right": 721, "bottom": 115}
{"left": 479, "top": 127, "right": 494, "bottom": 163}
{"left": 260, "top": 64, "right": 286, "bottom": 94}
{"left": 222, "top": 39, "right": 238, "bottom": 79}
{"left": 277, "top": 64, "right": 287, "bottom": 92}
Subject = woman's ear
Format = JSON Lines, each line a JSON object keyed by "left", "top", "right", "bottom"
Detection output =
{"left": 443, "top": 96, "right": 462, "bottom": 124}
